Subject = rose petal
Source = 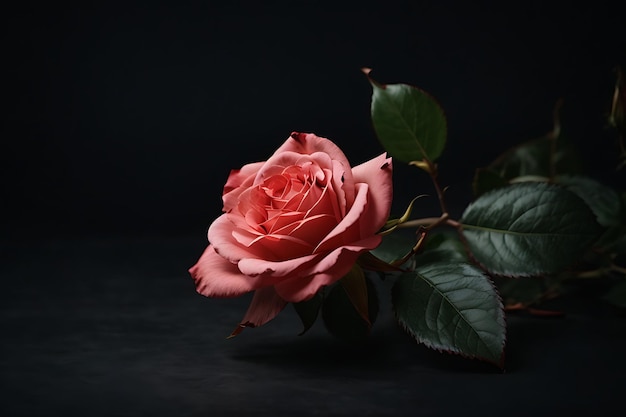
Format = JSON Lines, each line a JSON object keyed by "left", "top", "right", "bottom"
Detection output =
{"left": 232, "top": 229, "right": 314, "bottom": 261}
{"left": 226, "top": 210, "right": 267, "bottom": 238}
{"left": 224, "top": 161, "right": 265, "bottom": 194}
{"left": 299, "top": 170, "right": 337, "bottom": 219}
{"left": 330, "top": 159, "right": 352, "bottom": 217}
{"left": 208, "top": 215, "right": 259, "bottom": 262}
{"left": 283, "top": 214, "right": 337, "bottom": 245}
{"left": 236, "top": 186, "right": 270, "bottom": 218}
{"left": 276, "top": 132, "right": 351, "bottom": 168}
{"left": 189, "top": 245, "right": 261, "bottom": 298}
{"left": 222, "top": 162, "right": 265, "bottom": 212}
{"left": 352, "top": 153, "right": 393, "bottom": 237}
{"left": 274, "top": 235, "right": 381, "bottom": 302}
{"left": 293, "top": 179, "right": 324, "bottom": 212}
{"left": 237, "top": 251, "right": 321, "bottom": 278}
{"left": 262, "top": 211, "right": 304, "bottom": 234}
{"left": 233, "top": 286, "right": 288, "bottom": 334}
{"left": 299, "top": 152, "right": 333, "bottom": 175}
{"left": 253, "top": 151, "right": 312, "bottom": 185}
{"left": 313, "top": 182, "right": 369, "bottom": 254}
{"left": 274, "top": 133, "right": 355, "bottom": 206}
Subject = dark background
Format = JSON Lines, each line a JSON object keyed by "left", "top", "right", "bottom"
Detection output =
{"left": 2, "top": 1, "right": 626, "bottom": 416}
{"left": 4, "top": 0, "right": 625, "bottom": 239}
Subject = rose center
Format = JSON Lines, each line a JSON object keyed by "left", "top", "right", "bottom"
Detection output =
{"left": 237, "top": 163, "right": 339, "bottom": 251}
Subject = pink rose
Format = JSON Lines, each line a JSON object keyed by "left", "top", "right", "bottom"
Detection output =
{"left": 189, "top": 132, "right": 393, "bottom": 334}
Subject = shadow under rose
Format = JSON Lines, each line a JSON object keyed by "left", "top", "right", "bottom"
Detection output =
{"left": 227, "top": 280, "right": 626, "bottom": 376}
{"left": 227, "top": 276, "right": 503, "bottom": 374}
{"left": 228, "top": 317, "right": 502, "bottom": 375}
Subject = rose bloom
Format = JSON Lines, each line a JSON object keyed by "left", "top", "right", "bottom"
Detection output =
{"left": 189, "top": 132, "right": 392, "bottom": 334}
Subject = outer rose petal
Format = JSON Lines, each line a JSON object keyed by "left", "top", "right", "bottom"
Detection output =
{"left": 223, "top": 161, "right": 265, "bottom": 194}
{"left": 189, "top": 245, "right": 262, "bottom": 298}
{"left": 237, "top": 252, "right": 320, "bottom": 278}
{"left": 208, "top": 214, "right": 271, "bottom": 262}
{"left": 230, "top": 286, "right": 288, "bottom": 337}
{"left": 274, "top": 235, "right": 382, "bottom": 302}
{"left": 222, "top": 162, "right": 265, "bottom": 213}
{"left": 351, "top": 153, "right": 393, "bottom": 237}
{"left": 276, "top": 132, "right": 351, "bottom": 167}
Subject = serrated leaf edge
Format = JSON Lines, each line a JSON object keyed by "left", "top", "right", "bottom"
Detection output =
{"left": 393, "top": 266, "right": 507, "bottom": 369}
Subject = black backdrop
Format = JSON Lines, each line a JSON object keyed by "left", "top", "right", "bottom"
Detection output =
{"left": 3, "top": 3, "right": 626, "bottom": 416}
{"left": 4, "top": 1, "right": 625, "bottom": 239}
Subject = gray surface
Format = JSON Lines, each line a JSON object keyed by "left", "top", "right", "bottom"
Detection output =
{"left": 2, "top": 236, "right": 625, "bottom": 416}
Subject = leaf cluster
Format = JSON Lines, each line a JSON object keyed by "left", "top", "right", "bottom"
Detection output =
{"left": 294, "top": 66, "right": 626, "bottom": 369}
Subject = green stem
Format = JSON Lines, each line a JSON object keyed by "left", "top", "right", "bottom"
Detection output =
{"left": 397, "top": 214, "right": 460, "bottom": 230}
{"left": 428, "top": 161, "right": 449, "bottom": 215}
{"left": 391, "top": 228, "right": 428, "bottom": 267}
{"left": 446, "top": 218, "right": 461, "bottom": 228}
{"left": 611, "top": 264, "right": 626, "bottom": 275}
{"left": 575, "top": 269, "right": 609, "bottom": 279}
{"left": 575, "top": 263, "right": 626, "bottom": 279}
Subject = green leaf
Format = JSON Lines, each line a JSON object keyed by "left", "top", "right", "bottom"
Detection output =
{"left": 488, "top": 133, "right": 581, "bottom": 181}
{"left": 357, "top": 251, "right": 403, "bottom": 273}
{"left": 556, "top": 175, "right": 624, "bottom": 227}
{"left": 491, "top": 137, "right": 554, "bottom": 179}
{"left": 369, "top": 231, "right": 416, "bottom": 266}
{"left": 322, "top": 272, "right": 379, "bottom": 343}
{"left": 460, "top": 182, "right": 602, "bottom": 276}
{"left": 339, "top": 264, "right": 372, "bottom": 325}
{"left": 472, "top": 168, "right": 510, "bottom": 197}
{"left": 364, "top": 68, "right": 447, "bottom": 163}
{"left": 471, "top": 113, "right": 583, "bottom": 197}
{"left": 416, "top": 231, "right": 469, "bottom": 265}
{"left": 292, "top": 293, "right": 322, "bottom": 336}
{"left": 392, "top": 262, "right": 506, "bottom": 367}
{"left": 597, "top": 229, "right": 626, "bottom": 254}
